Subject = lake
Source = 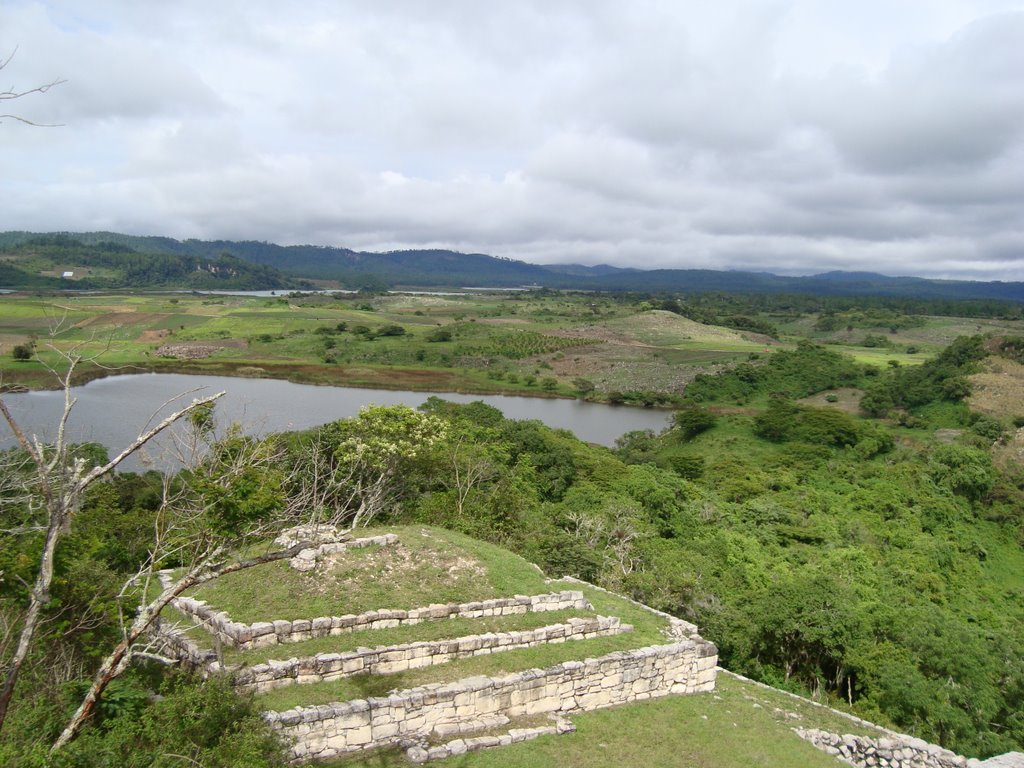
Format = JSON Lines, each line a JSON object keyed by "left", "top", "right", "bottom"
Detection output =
{"left": 0, "top": 373, "right": 672, "bottom": 470}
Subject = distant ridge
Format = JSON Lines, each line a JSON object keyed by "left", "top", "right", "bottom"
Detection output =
{"left": 1, "top": 231, "right": 1022, "bottom": 302}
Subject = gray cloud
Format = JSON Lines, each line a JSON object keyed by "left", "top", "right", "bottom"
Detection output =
{"left": 0, "top": 0, "right": 1022, "bottom": 281}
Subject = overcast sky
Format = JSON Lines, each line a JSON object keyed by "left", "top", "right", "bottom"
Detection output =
{"left": 2, "top": 1, "right": 1022, "bottom": 280}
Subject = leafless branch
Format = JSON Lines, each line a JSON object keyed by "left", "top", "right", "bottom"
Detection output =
{"left": 0, "top": 47, "right": 65, "bottom": 127}
{"left": 0, "top": 349, "right": 225, "bottom": 735}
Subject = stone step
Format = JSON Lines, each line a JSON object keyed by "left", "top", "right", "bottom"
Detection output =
{"left": 163, "top": 584, "right": 593, "bottom": 650}
{"left": 406, "top": 716, "right": 576, "bottom": 763}
{"left": 233, "top": 616, "right": 631, "bottom": 692}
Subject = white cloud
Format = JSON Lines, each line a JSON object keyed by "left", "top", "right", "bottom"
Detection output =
{"left": 0, "top": 0, "right": 1022, "bottom": 281}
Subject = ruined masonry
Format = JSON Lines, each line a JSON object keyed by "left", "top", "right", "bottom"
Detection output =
{"left": 153, "top": 530, "right": 719, "bottom": 763}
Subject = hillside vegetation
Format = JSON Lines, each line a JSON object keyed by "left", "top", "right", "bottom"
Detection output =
{"left": 0, "top": 235, "right": 300, "bottom": 290}
{"left": 1, "top": 289, "right": 1023, "bottom": 765}
{"left": 4, "top": 231, "right": 1024, "bottom": 300}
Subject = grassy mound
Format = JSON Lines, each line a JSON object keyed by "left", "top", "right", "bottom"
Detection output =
{"left": 185, "top": 526, "right": 551, "bottom": 623}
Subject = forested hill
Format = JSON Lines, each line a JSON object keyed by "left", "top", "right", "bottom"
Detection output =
{"left": 0, "top": 235, "right": 303, "bottom": 290}
{"left": 1, "top": 230, "right": 1023, "bottom": 302}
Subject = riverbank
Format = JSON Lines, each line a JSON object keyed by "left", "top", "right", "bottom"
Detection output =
{"left": 0, "top": 358, "right": 579, "bottom": 401}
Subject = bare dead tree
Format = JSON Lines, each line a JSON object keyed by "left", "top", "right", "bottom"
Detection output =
{"left": 437, "top": 434, "right": 502, "bottom": 518}
{"left": 50, "top": 395, "right": 337, "bottom": 750}
{"left": 51, "top": 533, "right": 317, "bottom": 751}
{"left": 0, "top": 345, "right": 224, "bottom": 735}
{"left": 0, "top": 47, "right": 65, "bottom": 127}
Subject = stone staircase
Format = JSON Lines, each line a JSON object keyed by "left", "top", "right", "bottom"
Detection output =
{"left": 152, "top": 530, "right": 718, "bottom": 763}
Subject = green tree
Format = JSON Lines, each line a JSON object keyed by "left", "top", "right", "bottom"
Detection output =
{"left": 672, "top": 405, "right": 717, "bottom": 440}
{"left": 291, "top": 405, "right": 448, "bottom": 528}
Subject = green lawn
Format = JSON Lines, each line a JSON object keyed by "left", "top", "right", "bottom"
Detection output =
{"left": 315, "top": 672, "right": 885, "bottom": 768}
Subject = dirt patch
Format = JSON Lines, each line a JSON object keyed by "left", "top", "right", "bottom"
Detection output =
{"left": 310, "top": 538, "right": 487, "bottom": 603}
{"left": 139, "top": 329, "right": 170, "bottom": 343}
{"left": 934, "top": 429, "right": 963, "bottom": 444}
{"left": 969, "top": 358, "right": 1024, "bottom": 419}
{"left": 553, "top": 325, "right": 653, "bottom": 347}
{"left": 543, "top": 342, "right": 731, "bottom": 395}
{"left": 739, "top": 332, "right": 780, "bottom": 346}
{"left": 478, "top": 317, "right": 532, "bottom": 326}
{"left": 992, "top": 428, "right": 1024, "bottom": 470}
{"left": 603, "top": 310, "right": 748, "bottom": 345}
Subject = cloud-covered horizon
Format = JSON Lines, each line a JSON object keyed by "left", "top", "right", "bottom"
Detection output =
{"left": 1, "top": 1, "right": 1022, "bottom": 280}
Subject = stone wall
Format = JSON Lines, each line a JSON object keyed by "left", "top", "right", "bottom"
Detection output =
{"left": 556, "top": 575, "right": 701, "bottom": 640}
{"left": 264, "top": 637, "right": 718, "bottom": 762}
{"left": 796, "top": 729, "right": 969, "bottom": 768}
{"left": 169, "top": 590, "right": 592, "bottom": 650}
{"left": 151, "top": 618, "right": 216, "bottom": 668}
{"left": 406, "top": 717, "right": 576, "bottom": 764}
{"left": 235, "top": 616, "right": 629, "bottom": 692}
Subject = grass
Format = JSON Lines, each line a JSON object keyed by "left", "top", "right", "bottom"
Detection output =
{"left": 603, "top": 311, "right": 752, "bottom": 347}
{"left": 313, "top": 672, "right": 886, "bottom": 768}
{"left": 185, "top": 526, "right": 552, "bottom": 624}
{"left": 0, "top": 293, "right": 771, "bottom": 400}
{"left": 253, "top": 582, "right": 669, "bottom": 711}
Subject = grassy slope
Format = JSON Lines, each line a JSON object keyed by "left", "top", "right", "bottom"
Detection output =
{"left": 316, "top": 673, "right": 885, "bottom": 768}
{"left": 0, "top": 293, "right": 779, "bottom": 398}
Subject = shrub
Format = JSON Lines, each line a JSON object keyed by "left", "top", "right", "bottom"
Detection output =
{"left": 667, "top": 454, "right": 704, "bottom": 479}
{"left": 755, "top": 396, "right": 861, "bottom": 448}
{"left": 970, "top": 415, "right": 1005, "bottom": 441}
{"left": 57, "top": 674, "right": 289, "bottom": 768}
{"left": 573, "top": 378, "right": 595, "bottom": 394}
{"left": 672, "top": 406, "right": 717, "bottom": 440}
{"left": 929, "top": 444, "right": 994, "bottom": 500}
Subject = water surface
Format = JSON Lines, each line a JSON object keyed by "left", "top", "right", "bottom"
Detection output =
{"left": 0, "top": 373, "right": 671, "bottom": 470}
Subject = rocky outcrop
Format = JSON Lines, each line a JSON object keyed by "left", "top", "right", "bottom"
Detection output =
{"left": 796, "top": 729, "right": 968, "bottom": 768}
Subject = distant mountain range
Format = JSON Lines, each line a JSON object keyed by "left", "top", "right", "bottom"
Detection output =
{"left": 1, "top": 230, "right": 1021, "bottom": 302}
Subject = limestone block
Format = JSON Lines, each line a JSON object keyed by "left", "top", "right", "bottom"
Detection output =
{"left": 346, "top": 726, "right": 372, "bottom": 746}
{"left": 372, "top": 722, "right": 399, "bottom": 740}
{"left": 407, "top": 746, "right": 429, "bottom": 763}
{"left": 326, "top": 734, "right": 349, "bottom": 751}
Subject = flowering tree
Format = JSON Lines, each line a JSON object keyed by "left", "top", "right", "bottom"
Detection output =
{"left": 291, "top": 405, "right": 448, "bottom": 528}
